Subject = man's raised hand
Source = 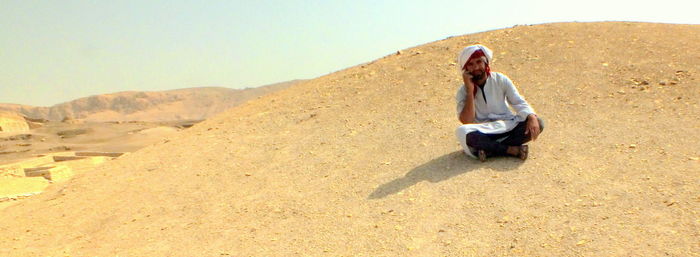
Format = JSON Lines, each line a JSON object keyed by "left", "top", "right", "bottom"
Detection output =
{"left": 462, "top": 70, "right": 475, "bottom": 94}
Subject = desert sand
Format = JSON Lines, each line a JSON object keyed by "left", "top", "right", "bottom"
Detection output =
{"left": 0, "top": 81, "right": 299, "bottom": 201}
{"left": 0, "top": 118, "right": 195, "bottom": 210}
{"left": 0, "top": 22, "right": 698, "bottom": 256}
{"left": 0, "top": 120, "right": 193, "bottom": 164}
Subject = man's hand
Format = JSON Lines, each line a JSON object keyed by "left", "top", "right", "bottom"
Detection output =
{"left": 459, "top": 70, "right": 476, "bottom": 124}
{"left": 525, "top": 114, "right": 541, "bottom": 141}
{"left": 462, "top": 70, "right": 475, "bottom": 95}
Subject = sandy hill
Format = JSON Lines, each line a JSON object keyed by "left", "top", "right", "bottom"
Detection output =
{"left": 0, "top": 111, "right": 29, "bottom": 133}
{"left": 0, "top": 80, "right": 301, "bottom": 122}
{"left": 0, "top": 22, "right": 698, "bottom": 256}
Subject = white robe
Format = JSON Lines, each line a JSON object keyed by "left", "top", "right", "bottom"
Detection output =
{"left": 455, "top": 72, "right": 535, "bottom": 157}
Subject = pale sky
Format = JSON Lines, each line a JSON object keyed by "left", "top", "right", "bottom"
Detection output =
{"left": 1, "top": 0, "right": 698, "bottom": 106}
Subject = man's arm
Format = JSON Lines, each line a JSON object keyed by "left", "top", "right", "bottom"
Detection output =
{"left": 458, "top": 71, "right": 476, "bottom": 124}
{"left": 502, "top": 75, "right": 540, "bottom": 140}
{"left": 502, "top": 75, "right": 535, "bottom": 120}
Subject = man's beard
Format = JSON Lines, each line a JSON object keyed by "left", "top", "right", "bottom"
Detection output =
{"left": 470, "top": 71, "right": 485, "bottom": 81}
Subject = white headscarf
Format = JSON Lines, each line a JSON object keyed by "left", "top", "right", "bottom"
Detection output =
{"left": 456, "top": 44, "right": 493, "bottom": 74}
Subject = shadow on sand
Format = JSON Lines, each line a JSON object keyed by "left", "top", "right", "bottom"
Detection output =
{"left": 368, "top": 151, "right": 523, "bottom": 199}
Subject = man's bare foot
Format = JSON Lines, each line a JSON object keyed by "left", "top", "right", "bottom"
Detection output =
{"left": 506, "top": 146, "right": 519, "bottom": 156}
{"left": 518, "top": 145, "right": 528, "bottom": 160}
{"left": 506, "top": 145, "right": 528, "bottom": 160}
{"left": 478, "top": 150, "right": 487, "bottom": 162}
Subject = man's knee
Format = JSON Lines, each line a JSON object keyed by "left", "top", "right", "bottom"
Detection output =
{"left": 466, "top": 131, "right": 484, "bottom": 147}
{"left": 537, "top": 116, "right": 545, "bottom": 132}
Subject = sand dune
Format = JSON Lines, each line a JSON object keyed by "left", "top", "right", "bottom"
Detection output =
{"left": 0, "top": 22, "right": 698, "bottom": 256}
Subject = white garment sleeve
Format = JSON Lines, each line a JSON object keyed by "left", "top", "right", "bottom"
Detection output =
{"left": 501, "top": 75, "right": 535, "bottom": 120}
{"left": 455, "top": 85, "right": 466, "bottom": 120}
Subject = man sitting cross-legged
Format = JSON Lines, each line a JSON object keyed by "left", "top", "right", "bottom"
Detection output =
{"left": 454, "top": 44, "right": 544, "bottom": 162}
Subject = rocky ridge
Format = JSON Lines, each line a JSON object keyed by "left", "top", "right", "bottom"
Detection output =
{"left": 0, "top": 80, "right": 301, "bottom": 122}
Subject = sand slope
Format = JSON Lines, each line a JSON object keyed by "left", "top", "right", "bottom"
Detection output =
{"left": 0, "top": 22, "right": 698, "bottom": 256}
{"left": 0, "top": 111, "right": 29, "bottom": 133}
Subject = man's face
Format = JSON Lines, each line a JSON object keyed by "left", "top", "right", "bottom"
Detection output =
{"left": 464, "top": 56, "right": 487, "bottom": 81}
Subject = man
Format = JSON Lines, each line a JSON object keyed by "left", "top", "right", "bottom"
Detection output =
{"left": 454, "top": 44, "right": 544, "bottom": 162}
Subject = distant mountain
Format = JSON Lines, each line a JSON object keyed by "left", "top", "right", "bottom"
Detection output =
{"left": 0, "top": 80, "right": 302, "bottom": 122}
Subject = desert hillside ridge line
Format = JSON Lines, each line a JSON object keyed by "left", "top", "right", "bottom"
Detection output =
{"left": 0, "top": 79, "right": 303, "bottom": 122}
{"left": 0, "top": 22, "right": 698, "bottom": 256}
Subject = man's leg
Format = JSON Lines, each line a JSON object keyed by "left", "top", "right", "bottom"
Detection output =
{"left": 500, "top": 117, "right": 545, "bottom": 146}
{"left": 466, "top": 131, "right": 509, "bottom": 156}
{"left": 467, "top": 117, "right": 545, "bottom": 159}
